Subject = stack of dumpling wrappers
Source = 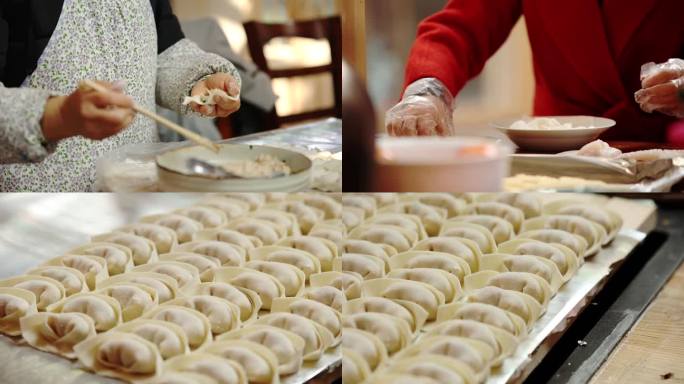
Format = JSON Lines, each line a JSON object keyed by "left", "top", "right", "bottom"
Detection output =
{"left": 0, "top": 193, "right": 346, "bottom": 384}
{"left": 340, "top": 193, "right": 623, "bottom": 384}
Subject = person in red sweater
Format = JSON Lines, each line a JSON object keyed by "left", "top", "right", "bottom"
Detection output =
{"left": 386, "top": 0, "right": 684, "bottom": 144}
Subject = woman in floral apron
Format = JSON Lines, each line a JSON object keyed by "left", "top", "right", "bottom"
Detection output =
{"left": 0, "top": 0, "right": 242, "bottom": 191}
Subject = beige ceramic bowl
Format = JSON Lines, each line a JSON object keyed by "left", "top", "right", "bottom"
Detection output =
{"left": 156, "top": 144, "right": 312, "bottom": 192}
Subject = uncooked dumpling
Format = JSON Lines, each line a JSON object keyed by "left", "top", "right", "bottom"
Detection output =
{"left": 27, "top": 266, "right": 88, "bottom": 297}
{"left": 143, "top": 305, "right": 213, "bottom": 350}
{"left": 412, "top": 237, "right": 480, "bottom": 272}
{"left": 342, "top": 312, "right": 413, "bottom": 354}
{"left": 20, "top": 312, "right": 96, "bottom": 359}
{"left": 115, "top": 223, "right": 179, "bottom": 254}
{"left": 0, "top": 287, "right": 37, "bottom": 336}
{"left": 132, "top": 261, "right": 201, "bottom": 289}
{"left": 173, "top": 240, "right": 246, "bottom": 267}
{"left": 194, "top": 228, "right": 263, "bottom": 250}
{"left": 163, "top": 353, "right": 248, "bottom": 384}
{"left": 98, "top": 272, "right": 179, "bottom": 304}
{"left": 112, "top": 319, "right": 189, "bottom": 359}
{"left": 183, "top": 282, "right": 261, "bottom": 322}
{"left": 201, "top": 340, "right": 279, "bottom": 384}
{"left": 96, "top": 283, "right": 158, "bottom": 322}
{"left": 244, "top": 260, "right": 306, "bottom": 297}
{"left": 0, "top": 275, "right": 66, "bottom": 310}
{"left": 276, "top": 235, "right": 339, "bottom": 272}
{"left": 227, "top": 218, "right": 286, "bottom": 245}
{"left": 175, "top": 206, "right": 228, "bottom": 228}
{"left": 212, "top": 267, "right": 285, "bottom": 310}
{"left": 43, "top": 254, "right": 108, "bottom": 290}
{"left": 342, "top": 327, "right": 388, "bottom": 370}
{"left": 91, "top": 232, "right": 158, "bottom": 266}
{"left": 69, "top": 242, "right": 134, "bottom": 276}
{"left": 302, "top": 285, "right": 347, "bottom": 312}
{"left": 466, "top": 202, "right": 525, "bottom": 233}
{"left": 47, "top": 292, "right": 122, "bottom": 332}
{"left": 140, "top": 214, "right": 204, "bottom": 244}
{"left": 165, "top": 295, "right": 240, "bottom": 334}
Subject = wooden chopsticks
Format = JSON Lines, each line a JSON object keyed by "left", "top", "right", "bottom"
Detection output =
{"left": 82, "top": 80, "right": 221, "bottom": 153}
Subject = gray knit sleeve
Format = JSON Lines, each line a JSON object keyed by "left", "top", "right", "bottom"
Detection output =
{"left": 156, "top": 38, "right": 242, "bottom": 114}
{"left": 0, "top": 83, "right": 57, "bottom": 164}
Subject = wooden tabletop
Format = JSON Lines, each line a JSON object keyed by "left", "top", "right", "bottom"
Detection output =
{"left": 590, "top": 260, "right": 684, "bottom": 383}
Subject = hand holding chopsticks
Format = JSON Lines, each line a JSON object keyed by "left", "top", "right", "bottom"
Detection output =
{"left": 82, "top": 79, "right": 221, "bottom": 153}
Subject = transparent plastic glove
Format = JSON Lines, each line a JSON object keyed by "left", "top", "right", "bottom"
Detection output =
{"left": 634, "top": 58, "right": 684, "bottom": 118}
{"left": 385, "top": 78, "right": 455, "bottom": 136}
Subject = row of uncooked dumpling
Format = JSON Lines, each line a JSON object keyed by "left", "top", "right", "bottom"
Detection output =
{"left": 0, "top": 193, "right": 349, "bottom": 384}
{"left": 338, "top": 194, "right": 622, "bottom": 384}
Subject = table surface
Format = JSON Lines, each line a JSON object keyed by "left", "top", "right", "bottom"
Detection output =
{"left": 590, "top": 244, "right": 684, "bottom": 383}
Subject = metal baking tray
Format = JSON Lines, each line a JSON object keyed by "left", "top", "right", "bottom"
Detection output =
{"left": 0, "top": 193, "right": 341, "bottom": 384}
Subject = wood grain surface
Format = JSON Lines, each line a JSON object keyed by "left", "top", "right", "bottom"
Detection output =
{"left": 590, "top": 261, "right": 684, "bottom": 383}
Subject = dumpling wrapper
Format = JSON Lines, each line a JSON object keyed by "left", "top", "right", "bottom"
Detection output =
{"left": 46, "top": 292, "right": 122, "bottom": 332}
{"left": 143, "top": 305, "right": 213, "bottom": 350}
{"left": 518, "top": 229, "right": 588, "bottom": 262}
{"left": 343, "top": 296, "right": 427, "bottom": 333}
{"left": 385, "top": 354, "right": 477, "bottom": 384}
{"left": 160, "top": 252, "right": 221, "bottom": 282}
{"left": 139, "top": 214, "right": 204, "bottom": 244}
{"left": 466, "top": 202, "right": 525, "bottom": 233}
{"left": 249, "top": 246, "right": 321, "bottom": 279}
{"left": 182, "top": 281, "right": 261, "bottom": 322}
{"left": 479, "top": 253, "right": 564, "bottom": 292}
{"left": 163, "top": 352, "right": 248, "bottom": 384}
{"left": 98, "top": 272, "right": 179, "bottom": 304}
{"left": 132, "top": 261, "right": 201, "bottom": 289}
{"left": 360, "top": 278, "right": 445, "bottom": 320}
{"left": 498, "top": 238, "right": 578, "bottom": 281}
{"left": 363, "top": 212, "right": 429, "bottom": 241}
{"left": 349, "top": 224, "right": 418, "bottom": 253}
{"left": 309, "top": 271, "right": 363, "bottom": 300}
{"left": 276, "top": 235, "right": 339, "bottom": 272}
{"left": 465, "top": 285, "right": 542, "bottom": 328}
{"left": 172, "top": 240, "right": 246, "bottom": 267}
{"left": 436, "top": 302, "right": 528, "bottom": 339}
{"left": 212, "top": 267, "right": 285, "bottom": 310}
{"left": 27, "top": 266, "right": 88, "bottom": 296}
{"left": 91, "top": 231, "right": 159, "bottom": 266}
{"left": 96, "top": 283, "right": 159, "bottom": 322}
{"left": 20, "top": 312, "right": 96, "bottom": 359}
{"left": 465, "top": 270, "right": 554, "bottom": 308}
{"left": 0, "top": 275, "right": 66, "bottom": 311}
{"left": 42, "top": 254, "right": 108, "bottom": 290}
{"left": 389, "top": 250, "right": 472, "bottom": 283}
{"left": 387, "top": 267, "right": 463, "bottom": 303}
{"left": 200, "top": 339, "right": 279, "bottom": 384}
{"left": 252, "top": 312, "right": 335, "bottom": 361}
{"left": 112, "top": 319, "right": 189, "bottom": 359}
{"left": 447, "top": 215, "right": 515, "bottom": 244}
{"left": 521, "top": 215, "right": 606, "bottom": 256}
{"left": 174, "top": 206, "right": 228, "bottom": 229}
{"left": 0, "top": 287, "right": 38, "bottom": 336}
{"left": 342, "top": 312, "right": 413, "bottom": 355}
{"left": 217, "top": 324, "right": 305, "bottom": 375}
{"left": 193, "top": 228, "right": 263, "bottom": 250}
{"left": 342, "top": 327, "right": 388, "bottom": 370}
{"left": 438, "top": 221, "right": 497, "bottom": 254}
{"left": 165, "top": 295, "right": 241, "bottom": 335}
{"left": 334, "top": 253, "right": 386, "bottom": 280}
{"left": 412, "top": 237, "right": 481, "bottom": 273}
{"left": 115, "top": 223, "right": 179, "bottom": 254}
{"left": 271, "top": 297, "right": 342, "bottom": 344}
{"left": 68, "top": 242, "right": 134, "bottom": 276}
{"left": 246, "top": 209, "right": 302, "bottom": 236}
{"left": 244, "top": 260, "right": 306, "bottom": 297}
{"left": 226, "top": 217, "right": 287, "bottom": 246}
{"left": 343, "top": 347, "right": 372, "bottom": 384}
{"left": 301, "top": 285, "right": 347, "bottom": 312}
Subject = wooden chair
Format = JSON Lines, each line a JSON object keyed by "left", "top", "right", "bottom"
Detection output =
{"left": 243, "top": 16, "right": 342, "bottom": 129}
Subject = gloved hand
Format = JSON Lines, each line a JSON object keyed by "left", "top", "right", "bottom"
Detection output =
{"left": 385, "top": 78, "right": 456, "bottom": 136}
{"left": 634, "top": 58, "right": 684, "bottom": 118}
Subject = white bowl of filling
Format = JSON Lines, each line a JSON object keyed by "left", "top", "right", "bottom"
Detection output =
{"left": 491, "top": 116, "right": 616, "bottom": 152}
{"left": 156, "top": 144, "right": 312, "bottom": 192}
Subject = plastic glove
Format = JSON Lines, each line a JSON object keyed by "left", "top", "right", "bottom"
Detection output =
{"left": 385, "top": 78, "right": 455, "bottom": 136}
{"left": 634, "top": 58, "right": 684, "bottom": 118}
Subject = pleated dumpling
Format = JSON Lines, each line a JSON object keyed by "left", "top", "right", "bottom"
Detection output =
{"left": 389, "top": 251, "right": 472, "bottom": 283}
{"left": 27, "top": 266, "right": 88, "bottom": 296}
{"left": 379, "top": 201, "right": 447, "bottom": 236}
{"left": 310, "top": 271, "right": 363, "bottom": 300}
{"left": 182, "top": 282, "right": 261, "bottom": 322}
{"left": 244, "top": 260, "right": 306, "bottom": 297}
{"left": 74, "top": 332, "right": 163, "bottom": 382}
{"left": 132, "top": 261, "right": 201, "bottom": 289}
{"left": 267, "top": 200, "right": 325, "bottom": 235}
{"left": 253, "top": 312, "right": 335, "bottom": 361}
{"left": 412, "top": 237, "right": 481, "bottom": 272}
{"left": 201, "top": 340, "right": 279, "bottom": 384}
{"left": 349, "top": 224, "right": 417, "bottom": 253}
{"left": 518, "top": 229, "right": 588, "bottom": 261}
{"left": 112, "top": 319, "right": 189, "bottom": 359}
{"left": 340, "top": 238, "right": 397, "bottom": 259}
{"left": 194, "top": 228, "right": 263, "bottom": 250}
{"left": 96, "top": 283, "right": 158, "bottom": 322}
{"left": 302, "top": 285, "right": 346, "bottom": 312}
{"left": 20, "top": 312, "right": 96, "bottom": 358}
{"left": 308, "top": 221, "right": 346, "bottom": 245}
{"left": 334, "top": 253, "right": 386, "bottom": 280}
{"left": 47, "top": 292, "right": 122, "bottom": 331}
{"left": 247, "top": 209, "right": 301, "bottom": 236}
{"left": 465, "top": 270, "right": 553, "bottom": 307}
{"left": 197, "top": 196, "right": 251, "bottom": 219}
{"left": 521, "top": 215, "right": 605, "bottom": 256}
{"left": 464, "top": 286, "right": 542, "bottom": 328}
{"left": 0, "top": 287, "right": 37, "bottom": 336}
{"left": 165, "top": 295, "right": 240, "bottom": 335}
{"left": 342, "top": 312, "right": 413, "bottom": 354}
{"left": 165, "top": 354, "right": 247, "bottom": 384}
{"left": 226, "top": 218, "right": 287, "bottom": 245}
{"left": 99, "top": 272, "right": 179, "bottom": 303}
{"left": 369, "top": 374, "right": 441, "bottom": 384}
{"left": 478, "top": 193, "right": 542, "bottom": 218}
{"left": 143, "top": 305, "right": 213, "bottom": 350}
{"left": 363, "top": 213, "right": 428, "bottom": 241}
{"left": 343, "top": 348, "right": 372, "bottom": 384}
{"left": 342, "top": 194, "right": 377, "bottom": 218}
{"left": 217, "top": 325, "right": 305, "bottom": 375}
{"left": 140, "top": 214, "right": 204, "bottom": 244}
{"left": 276, "top": 235, "right": 339, "bottom": 272}
{"left": 342, "top": 206, "right": 366, "bottom": 230}
{"left": 212, "top": 267, "right": 286, "bottom": 310}
{"left": 146, "top": 372, "right": 217, "bottom": 384}
{"left": 115, "top": 223, "right": 179, "bottom": 254}
{"left": 403, "top": 193, "right": 468, "bottom": 217}
{"left": 342, "top": 327, "right": 388, "bottom": 371}
{"left": 296, "top": 193, "right": 343, "bottom": 220}
{"left": 394, "top": 335, "right": 495, "bottom": 379}
{"left": 448, "top": 215, "right": 514, "bottom": 244}
{"left": 498, "top": 238, "right": 578, "bottom": 281}
{"left": 424, "top": 319, "right": 518, "bottom": 365}
{"left": 385, "top": 355, "right": 477, "bottom": 384}
{"left": 361, "top": 278, "right": 445, "bottom": 320}
{"left": 174, "top": 205, "right": 228, "bottom": 229}
{"left": 479, "top": 254, "right": 563, "bottom": 291}
{"left": 436, "top": 302, "right": 527, "bottom": 338}
{"left": 218, "top": 193, "right": 266, "bottom": 210}
{"left": 466, "top": 202, "right": 525, "bottom": 233}
{"left": 272, "top": 297, "right": 342, "bottom": 344}
{"left": 43, "top": 254, "right": 108, "bottom": 290}
{"left": 438, "top": 221, "right": 497, "bottom": 254}
{"left": 160, "top": 252, "right": 220, "bottom": 281}
{"left": 343, "top": 297, "right": 428, "bottom": 333}
{"left": 68, "top": 242, "right": 134, "bottom": 276}
{"left": 367, "top": 193, "right": 400, "bottom": 207}
{"left": 249, "top": 246, "right": 321, "bottom": 279}
{"left": 173, "top": 240, "right": 246, "bottom": 267}
{"left": 544, "top": 200, "right": 622, "bottom": 244}
{"left": 91, "top": 231, "right": 159, "bottom": 266}
{"left": 0, "top": 275, "right": 66, "bottom": 311}
{"left": 387, "top": 268, "right": 463, "bottom": 303}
